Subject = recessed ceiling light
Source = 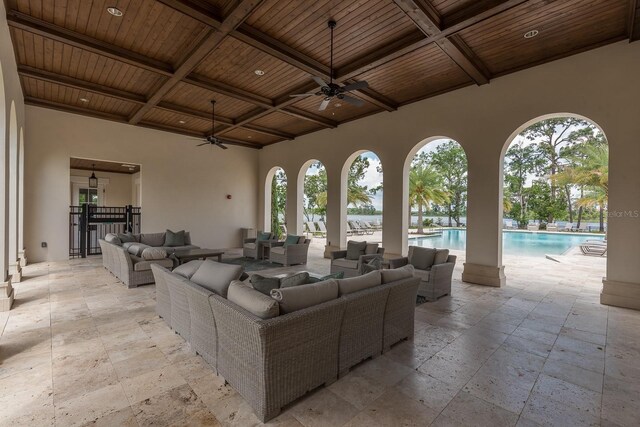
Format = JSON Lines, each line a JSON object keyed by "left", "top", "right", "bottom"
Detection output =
{"left": 335, "top": 103, "right": 342, "bottom": 107}
{"left": 524, "top": 29, "right": 539, "bottom": 39}
{"left": 107, "top": 6, "right": 123, "bottom": 16}
{"left": 247, "top": 135, "right": 252, "bottom": 138}
{"left": 79, "top": 98, "right": 89, "bottom": 103}
{"left": 254, "top": 70, "right": 265, "bottom": 76}
{"left": 178, "top": 120, "right": 186, "bottom": 124}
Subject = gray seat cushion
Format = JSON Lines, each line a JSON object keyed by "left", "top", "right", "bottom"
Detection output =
{"left": 244, "top": 242, "right": 256, "bottom": 249}
{"left": 141, "top": 247, "right": 167, "bottom": 260}
{"left": 332, "top": 259, "right": 359, "bottom": 270}
{"left": 346, "top": 240, "right": 367, "bottom": 260}
{"left": 124, "top": 242, "right": 151, "bottom": 257}
{"left": 227, "top": 281, "right": 279, "bottom": 319}
{"left": 140, "top": 232, "right": 166, "bottom": 247}
{"left": 159, "top": 245, "right": 200, "bottom": 254}
{"left": 270, "top": 246, "right": 286, "bottom": 255}
{"left": 190, "top": 260, "right": 243, "bottom": 298}
{"left": 270, "top": 279, "right": 339, "bottom": 314}
{"left": 414, "top": 269, "right": 430, "bottom": 282}
{"left": 409, "top": 246, "right": 436, "bottom": 270}
{"left": 173, "top": 260, "right": 205, "bottom": 279}
{"left": 337, "top": 271, "right": 381, "bottom": 296}
{"left": 132, "top": 258, "right": 173, "bottom": 271}
{"left": 381, "top": 264, "right": 415, "bottom": 284}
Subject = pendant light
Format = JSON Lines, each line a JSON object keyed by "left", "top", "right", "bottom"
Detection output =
{"left": 89, "top": 164, "right": 98, "bottom": 188}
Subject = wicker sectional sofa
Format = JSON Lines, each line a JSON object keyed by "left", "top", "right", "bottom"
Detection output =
{"left": 151, "top": 262, "right": 419, "bottom": 422}
{"left": 99, "top": 231, "right": 199, "bottom": 288}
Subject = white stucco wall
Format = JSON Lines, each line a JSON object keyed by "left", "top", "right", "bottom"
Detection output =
{"left": 258, "top": 41, "right": 640, "bottom": 308}
{"left": 25, "top": 107, "right": 260, "bottom": 262}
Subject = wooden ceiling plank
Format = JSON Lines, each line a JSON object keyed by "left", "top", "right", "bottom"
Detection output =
{"left": 6, "top": 10, "right": 174, "bottom": 76}
{"left": 24, "top": 96, "right": 129, "bottom": 122}
{"left": 18, "top": 65, "right": 147, "bottom": 104}
{"left": 128, "top": 0, "right": 266, "bottom": 124}
{"left": 278, "top": 107, "right": 337, "bottom": 128}
{"left": 392, "top": 0, "right": 489, "bottom": 85}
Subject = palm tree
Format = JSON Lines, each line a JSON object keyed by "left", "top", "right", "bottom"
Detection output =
{"left": 409, "top": 164, "right": 449, "bottom": 234}
{"left": 555, "top": 142, "right": 608, "bottom": 231}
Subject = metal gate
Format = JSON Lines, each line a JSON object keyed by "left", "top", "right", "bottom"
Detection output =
{"left": 69, "top": 205, "right": 141, "bottom": 258}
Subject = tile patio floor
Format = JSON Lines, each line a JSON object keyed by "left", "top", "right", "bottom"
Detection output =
{"left": 1, "top": 245, "right": 639, "bottom": 426}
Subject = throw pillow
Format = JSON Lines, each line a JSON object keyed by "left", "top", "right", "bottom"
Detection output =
{"left": 227, "top": 281, "right": 279, "bottom": 319}
{"left": 257, "top": 232, "right": 271, "bottom": 241}
{"left": 306, "top": 271, "right": 345, "bottom": 283}
{"left": 284, "top": 234, "right": 301, "bottom": 247}
{"left": 164, "top": 229, "right": 186, "bottom": 247}
{"left": 118, "top": 232, "right": 137, "bottom": 243}
{"left": 381, "top": 264, "right": 415, "bottom": 284}
{"left": 190, "top": 260, "right": 243, "bottom": 297}
{"left": 337, "top": 271, "right": 382, "bottom": 295}
{"left": 365, "top": 243, "right": 379, "bottom": 255}
{"left": 346, "top": 240, "right": 367, "bottom": 260}
{"left": 172, "top": 260, "right": 204, "bottom": 279}
{"left": 280, "top": 272, "right": 310, "bottom": 288}
{"left": 141, "top": 247, "right": 167, "bottom": 260}
{"left": 361, "top": 256, "right": 382, "bottom": 274}
{"left": 250, "top": 274, "right": 281, "bottom": 296}
{"left": 125, "top": 243, "right": 150, "bottom": 257}
{"left": 270, "top": 279, "right": 339, "bottom": 314}
{"left": 104, "top": 233, "right": 122, "bottom": 246}
{"left": 408, "top": 246, "right": 436, "bottom": 270}
{"left": 434, "top": 249, "right": 450, "bottom": 265}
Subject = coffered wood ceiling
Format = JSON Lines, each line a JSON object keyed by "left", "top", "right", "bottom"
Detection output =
{"left": 6, "top": 0, "right": 637, "bottom": 149}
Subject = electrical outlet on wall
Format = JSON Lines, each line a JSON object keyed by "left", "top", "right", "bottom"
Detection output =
{"left": 41, "top": 242, "right": 47, "bottom": 248}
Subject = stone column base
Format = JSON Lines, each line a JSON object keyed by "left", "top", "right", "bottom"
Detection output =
{"left": 462, "top": 263, "right": 506, "bottom": 287}
{"left": 18, "top": 249, "right": 27, "bottom": 267}
{"left": 1, "top": 276, "right": 14, "bottom": 312}
{"left": 601, "top": 278, "right": 640, "bottom": 311}
{"left": 9, "top": 262, "right": 22, "bottom": 283}
{"left": 324, "top": 244, "right": 341, "bottom": 259}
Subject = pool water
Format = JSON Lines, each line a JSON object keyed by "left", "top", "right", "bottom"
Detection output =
{"left": 409, "top": 229, "right": 605, "bottom": 257}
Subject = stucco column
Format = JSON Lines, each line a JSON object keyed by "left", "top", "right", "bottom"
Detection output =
{"left": 8, "top": 129, "right": 20, "bottom": 282}
{"left": 286, "top": 172, "right": 301, "bottom": 236}
{"left": 601, "top": 127, "right": 640, "bottom": 310}
{"left": 461, "top": 146, "right": 506, "bottom": 287}
{"left": 1, "top": 126, "right": 14, "bottom": 311}
{"left": 382, "top": 155, "right": 403, "bottom": 259}
{"left": 324, "top": 164, "right": 344, "bottom": 257}
{"left": 18, "top": 134, "right": 25, "bottom": 267}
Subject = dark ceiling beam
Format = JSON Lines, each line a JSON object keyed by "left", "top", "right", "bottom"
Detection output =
{"left": 184, "top": 74, "right": 273, "bottom": 108}
{"left": 156, "top": 0, "right": 398, "bottom": 112}
{"left": 18, "top": 65, "right": 147, "bottom": 104}
{"left": 629, "top": 0, "right": 640, "bottom": 41}
{"left": 128, "top": 0, "right": 265, "bottom": 124}
{"left": 24, "top": 96, "right": 128, "bottom": 122}
{"left": 6, "top": 11, "right": 173, "bottom": 76}
{"left": 336, "top": 0, "right": 527, "bottom": 81}
{"left": 280, "top": 107, "right": 338, "bottom": 128}
{"left": 392, "top": 0, "right": 490, "bottom": 85}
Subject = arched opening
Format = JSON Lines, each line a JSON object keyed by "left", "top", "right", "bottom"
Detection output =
{"left": 8, "top": 101, "right": 18, "bottom": 269}
{"left": 298, "top": 160, "right": 327, "bottom": 239}
{"left": 264, "top": 167, "right": 287, "bottom": 238}
{"left": 403, "top": 137, "right": 468, "bottom": 254}
{"left": 501, "top": 114, "right": 608, "bottom": 263}
{"left": 341, "top": 151, "right": 383, "bottom": 246}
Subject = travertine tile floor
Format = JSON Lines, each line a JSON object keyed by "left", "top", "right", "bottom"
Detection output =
{"left": 1, "top": 246, "right": 639, "bottom": 426}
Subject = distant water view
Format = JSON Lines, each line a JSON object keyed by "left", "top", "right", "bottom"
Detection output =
{"left": 409, "top": 229, "right": 605, "bottom": 257}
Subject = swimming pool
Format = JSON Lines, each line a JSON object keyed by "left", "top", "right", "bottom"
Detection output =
{"left": 408, "top": 229, "right": 605, "bottom": 257}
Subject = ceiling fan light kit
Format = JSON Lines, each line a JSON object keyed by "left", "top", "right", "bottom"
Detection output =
{"left": 289, "top": 19, "right": 368, "bottom": 111}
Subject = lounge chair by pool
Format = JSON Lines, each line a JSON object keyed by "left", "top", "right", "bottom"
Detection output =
{"left": 580, "top": 241, "right": 607, "bottom": 256}
{"left": 547, "top": 223, "right": 558, "bottom": 232}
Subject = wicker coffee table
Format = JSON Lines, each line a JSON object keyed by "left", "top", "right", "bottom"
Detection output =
{"left": 174, "top": 249, "right": 224, "bottom": 264}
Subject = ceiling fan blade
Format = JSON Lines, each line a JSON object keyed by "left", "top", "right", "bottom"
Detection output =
{"left": 312, "top": 76, "right": 330, "bottom": 88}
{"left": 319, "top": 98, "right": 331, "bottom": 111}
{"left": 341, "top": 95, "right": 364, "bottom": 107}
{"left": 196, "top": 142, "right": 210, "bottom": 146}
{"left": 289, "top": 93, "right": 315, "bottom": 97}
{"left": 216, "top": 142, "right": 229, "bottom": 150}
{"left": 341, "top": 80, "right": 369, "bottom": 92}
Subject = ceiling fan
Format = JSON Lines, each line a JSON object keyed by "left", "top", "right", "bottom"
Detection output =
{"left": 192, "top": 100, "right": 230, "bottom": 149}
{"left": 290, "top": 20, "right": 368, "bottom": 111}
